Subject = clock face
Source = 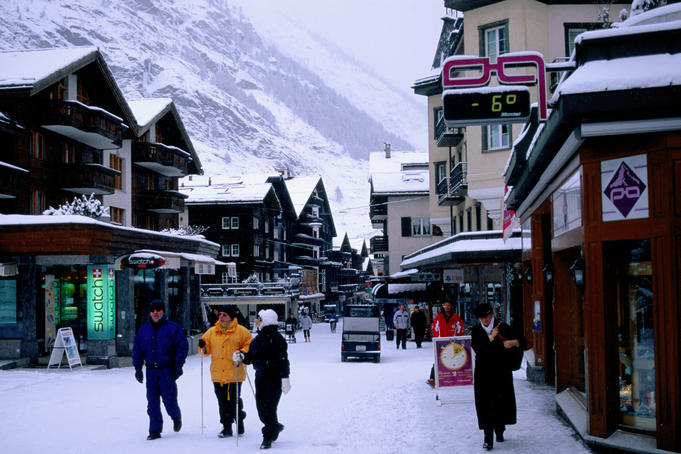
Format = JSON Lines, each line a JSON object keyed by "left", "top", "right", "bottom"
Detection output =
{"left": 440, "top": 342, "right": 467, "bottom": 370}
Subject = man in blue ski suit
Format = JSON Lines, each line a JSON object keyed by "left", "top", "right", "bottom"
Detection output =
{"left": 133, "top": 299, "right": 189, "bottom": 440}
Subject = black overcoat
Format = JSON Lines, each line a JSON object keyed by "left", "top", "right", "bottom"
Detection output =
{"left": 471, "top": 322, "right": 524, "bottom": 430}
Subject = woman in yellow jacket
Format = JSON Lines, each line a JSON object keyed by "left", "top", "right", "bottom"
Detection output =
{"left": 198, "top": 305, "right": 252, "bottom": 438}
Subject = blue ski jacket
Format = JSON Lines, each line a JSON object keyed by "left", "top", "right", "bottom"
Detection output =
{"left": 133, "top": 316, "right": 188, "bottom": 370}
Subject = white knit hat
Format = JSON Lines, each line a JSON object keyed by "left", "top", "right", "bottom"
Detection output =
{"left": 258, "top": 309, "right": 279, "bottom": 327}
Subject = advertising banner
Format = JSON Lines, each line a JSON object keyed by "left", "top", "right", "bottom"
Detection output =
{"left": 44, "top": 274, "right": 56, "bottom": 351}
{"left": 433, "top": 336, "right": 473, "bottom": 388}
{"left": 87, "top": 265, "right": 116, "bottom": 340}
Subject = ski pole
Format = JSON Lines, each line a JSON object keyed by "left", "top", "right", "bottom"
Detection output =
{"left": 244, "top": 365, "right": 256, "bottom": 398}
{"left": 235, "top": 362, "right": 240, "bottom": 447}
{"left": 201, "top": 351, "right": 204, "bottom": 435}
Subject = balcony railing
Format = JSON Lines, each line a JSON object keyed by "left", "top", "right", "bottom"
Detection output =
{"left": 200, "top": 279, "right": 300, "bottom": 298}
{"left": 437, "top": 161, "right": 467, "bottom": 206}
{"left": 41, "top": 100, "right": 125, "bottom": 149}
{"left": 369, "top": 198, "right": 387, "bottom": 219}
{"left": 132, "top": 142, "right": 191, "bottom": 177}
{"left": 370, "top": 235, "right": 389, "bottom": 253}
{"left": 59, "top": 163, "right": 117, "bottom": 195}
{"left": 138, "top": 190, "right": 187, "bottom": 214}
{"left": 435, "top": 116, "right": 464, "bottom": 148}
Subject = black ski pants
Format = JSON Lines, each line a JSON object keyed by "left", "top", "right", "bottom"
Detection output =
{"left": 395, "top": 328, "right": 408, "bottom": 349}
{"left": 213, "top": 381, "right": 245, "bottom": 428}
{"left": 255, "top": 373, "right": 283, "bottom": 441}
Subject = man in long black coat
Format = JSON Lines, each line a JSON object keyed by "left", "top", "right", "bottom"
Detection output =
{"left": 471, "top": 303, "right": 526, "bottom": 450}
{"left": 410, "top": 306, "right": 427, "bottom": 348}
{"left": 238, "top": 309, "right": 291, "bottom": 450}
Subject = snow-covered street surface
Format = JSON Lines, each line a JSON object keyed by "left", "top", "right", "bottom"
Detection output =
{"left": 0, "top": 322, "right": 592, "bottom": 453}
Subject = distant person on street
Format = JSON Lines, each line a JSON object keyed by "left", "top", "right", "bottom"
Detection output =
{"left": 300, "top": 311, "right": 313, "bottom": 342}
{"left": 132, "top": 299, "right": 189, "bottom": 440}
{"left": 238, "top": 309, "right": 291, "bottom": 450}
{"left": 328, "top": 312, "right": 337, "bottom": 333}
{"left": 471, "top": 303, "right": 526, "bottom": 450}
{"left": 427, "top": 301, "right": 464, "bottom": 387}
{"left": 285, "top": 314, "right": 298, "bottom": 343}
{"left": 234, "top": 306, "right": 248, "bottom": 327}
{"left": 392, "top": 304, "right": 411, "bottom": 349}
{"left": 207, "top": 306, "right": 219, "bottom": 327}
{"left": 410, "top": 305, "right": 427, "bottom": 348}
{"left": 198, "top": 304, "right": 252, "bottom": 438}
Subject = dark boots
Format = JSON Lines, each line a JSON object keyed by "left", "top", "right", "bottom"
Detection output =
{"left": 483, "top": 429, "right": 494, "bottom": 450}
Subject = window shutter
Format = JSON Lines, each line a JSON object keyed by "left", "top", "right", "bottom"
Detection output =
{"left": 401, "top": 217, "right": 412, "bottom": 237}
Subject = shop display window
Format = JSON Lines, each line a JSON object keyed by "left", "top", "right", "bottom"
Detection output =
{"left": 0, "top": 279, "right": 21, "bottom": 338}
{"left": 607, "top": 239, "right": 655, "bottom": 431}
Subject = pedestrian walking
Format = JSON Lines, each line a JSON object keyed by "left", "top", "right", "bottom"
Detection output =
{"left": 410, "top": 305, "right": 427, "bottom": 348}
{"left": 300, "top": 311, "right": 313, "bottom": 342}
{"left": 427, "top": 301, "right": 464, "bottom": 387}
{"left": 132, "top": 299, "right": 189, "bottom": 440}
{"left": 471, "top": 303, "right": 526, "bottom": 450}
{"left": 206, "top": 306, "right": 219, "bottom": 327}
{"left": 285, "top": 314, "right": 298, "bottom": 343}
{"left": 328, "top": 312, "right": 337, "bottom": 333}
{"left": 392, "top": 304, "right": 411, "bottom": 349}
{"left": 237, "top": 309, "right": 291, "bottom": 450}
{"left": 198, "top": 304, "right": 252, "bottom": 438}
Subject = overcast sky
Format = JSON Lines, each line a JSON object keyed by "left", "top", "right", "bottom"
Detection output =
{"left": 230, "top": 0, "right": 446, "bottom": 93}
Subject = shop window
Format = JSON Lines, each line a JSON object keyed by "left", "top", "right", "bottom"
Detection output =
{"left": 606, "top": 239, "right": 655, "bottom": 431}
{"left": 0, "top": 278, "right": 20, "bottom": 338}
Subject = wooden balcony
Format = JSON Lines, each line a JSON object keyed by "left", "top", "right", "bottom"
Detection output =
{"left": 138, "top": 190, "right": 187, "bottom": 214}
{"left": 369, "top": 196, "right": 387, "bottom": 223}
{"left": 59, "top": 163, "right": 118, "bottom": 195}
{"left": 41, "top": 100, "right": 125, "bottom": 149}
{"left": 437, "top": 161, "right": 467, "bottom": 206}
{"left": 132, "top": 142, "right": 191, "bottom": 177}
{"left": 370, "top": 235, "right": 389, "bottom": 253}
{"left": 0, "top": 163, "right": 27, "bottom": 199}
{"left": 435, "top": 116, "right": 464, "bottom": 148}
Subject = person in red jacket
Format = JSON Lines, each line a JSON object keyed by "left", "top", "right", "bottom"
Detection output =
{"left": 427, "top": 301, "right": 464, "bottom": 387}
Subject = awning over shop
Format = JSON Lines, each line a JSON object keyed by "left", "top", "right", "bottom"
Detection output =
{"left": 389, "top": 268, "right": 419, "bottom": 279}
{"left": 117, "top": 249, "right": 225, "bottom": 274}
{"left": 400, "top": 231, "right": 521, "bottom": 269}
{"left": 298, "top": 292, "right": 325, "bottom": 302}
{"left": 372, "top": 283, "right": 429, "bottom": 299}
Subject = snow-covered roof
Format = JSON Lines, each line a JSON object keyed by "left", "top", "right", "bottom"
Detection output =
{"left": 127, "top": 98, "right": 173, "bottom": 128}
{"left": 285, "top": 175, "right": 321, "bottom": 217}
{"left": 0, "top": 47, "right": 97, "bottom": 89}
{"left": 400, "top": 231, "right": 521, "bottom": 269}
{"left": 369, "top": 151, "right": 429, "bottom": 194}
{"left": 181, "top": 182, "right": 274, "bottom": 204}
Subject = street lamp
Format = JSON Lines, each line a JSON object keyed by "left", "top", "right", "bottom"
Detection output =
{"left": 569, "top": 256, "right": 585, "bottom": 291}
{"left": 524, "top": 265, "right": 533, "bottom": 284}
{"left": 542, "top": 263, "right": 553, "bottom": 284}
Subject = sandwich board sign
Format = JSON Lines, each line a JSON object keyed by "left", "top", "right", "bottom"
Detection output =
{"left": 433, "top": 335, "right": 474, "bottom": 404}
{"left": 47, "top": 327, "right": 82, "bottom": 370}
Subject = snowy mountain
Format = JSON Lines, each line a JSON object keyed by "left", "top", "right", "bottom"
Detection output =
{"left": 0, "top": 0, "right": 425, "bottom": 246}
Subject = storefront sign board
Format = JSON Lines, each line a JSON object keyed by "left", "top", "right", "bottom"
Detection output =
{"left": 87, "top": 265, "right": 116, "bottom": 340}
{"left": 44, "top": 274, "right": 56, "bottom": 351}
{"left": 433, "top": 336, "right": 474, "bottom": 389}
{"left": 601, "top": 154, "right": 648, "bottom": 222}
{"left": 47, "top": 327, "right": 82, "bottom": 370}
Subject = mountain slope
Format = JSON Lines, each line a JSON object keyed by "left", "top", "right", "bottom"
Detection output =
{"left": 0, "top": 0, "right": 422, "bottom": 243}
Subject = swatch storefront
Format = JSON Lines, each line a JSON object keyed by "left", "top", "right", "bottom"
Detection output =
{"left": 0, "top": 215, "right": 220, "bottom": 367}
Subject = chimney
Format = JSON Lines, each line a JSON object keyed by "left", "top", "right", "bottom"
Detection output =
{"left": 384, "top": 142, "right": 391, "bottom": 158}
{"left": 208, "top": 176, "right": 212, "bottom": 186}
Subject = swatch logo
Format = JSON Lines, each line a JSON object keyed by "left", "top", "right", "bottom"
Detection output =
{"left": 604, "top": 162, "right": 646, "bottom": 218}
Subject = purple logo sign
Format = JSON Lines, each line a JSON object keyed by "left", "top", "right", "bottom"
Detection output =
{"left": 604, "top": 162, "right": 646, "bottom": 218}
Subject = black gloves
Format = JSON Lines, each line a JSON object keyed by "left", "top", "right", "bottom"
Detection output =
{"left": 174, "top": 362, "right": 184, "bottom": 380}
{"left": 135, "top": 368, "right": 143, "bottom": 384}
{"left": 198, "top": 339, "right": 206, "bottom": 349}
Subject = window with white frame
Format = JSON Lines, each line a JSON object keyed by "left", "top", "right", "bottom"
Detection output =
{"left": 264, "top": 219, "right": 269, "bottom": 233}
{"left": 253, "top": 215, "right": 260, "bottom": 230}
{"left": 311, "top": 206, "right": 319, "bottom": 217}
{"left": 482, "top": 23, "right": 508, "bottom": 61}
{"left": 254, "top": 244, "right": 260, "bottom": 258}
{"left": 222, "top": 244, "right": 231, "bottom": 256}
{"left": 231, "top": 244, "right": 240, "bottom": 257}
{"left": 313, "top": 226, "right": 320, "bottom": 238}
{"left": 231, "top": 216, "right": 239, "bottom": 229}
{"left": 411, "top": 218, "right": 431, "bottom": 236}
{"left": 485, "top": 123, "right": 510, "bottom": 151}
{"left": 222, "top": 217, "right": 231, "bottom": 229}
{"left": 313, "top": 247, "right": 319, "bottom": 259}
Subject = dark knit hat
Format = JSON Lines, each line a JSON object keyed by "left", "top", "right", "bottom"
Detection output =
{"left": 149, "top": 299, "right": 165, "bottom": 312}
{"left": 219, "top": 304, "right": 237, "bottom": 318}
{"left": 474, "top": 303, "right": 493, "bottom": 318}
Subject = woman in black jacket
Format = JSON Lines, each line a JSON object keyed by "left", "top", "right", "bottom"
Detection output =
{"left": 471, "top": 303, "right": 526, "bottom": 450}
{"left": 237, "top": 309, "right": 291, "bottom": 450}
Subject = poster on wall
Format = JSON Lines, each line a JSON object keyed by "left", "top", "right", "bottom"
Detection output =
{"left": 433, "top": 336, "right": 473, "bottom": 392}
{"left": 87, "top": 265, "right": 116, "bottom": 340}
{"left": 601, "top": 154, "right": 648, "bottom": 222}
{"left": 44, "top": 275, "right": 56, "bottom": 351}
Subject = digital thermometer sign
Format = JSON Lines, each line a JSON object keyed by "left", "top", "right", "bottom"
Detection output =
{"left": 442, "top": 86, "right": 531, "bottom": 127}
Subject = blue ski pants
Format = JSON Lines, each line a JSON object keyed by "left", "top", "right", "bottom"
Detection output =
{"left": 145, "top": 368, "right": 181, "bottom": 434}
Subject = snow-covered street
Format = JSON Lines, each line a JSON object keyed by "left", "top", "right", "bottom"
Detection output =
{"left": 0, "top": 322, "right": 592, "bottom": 454}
